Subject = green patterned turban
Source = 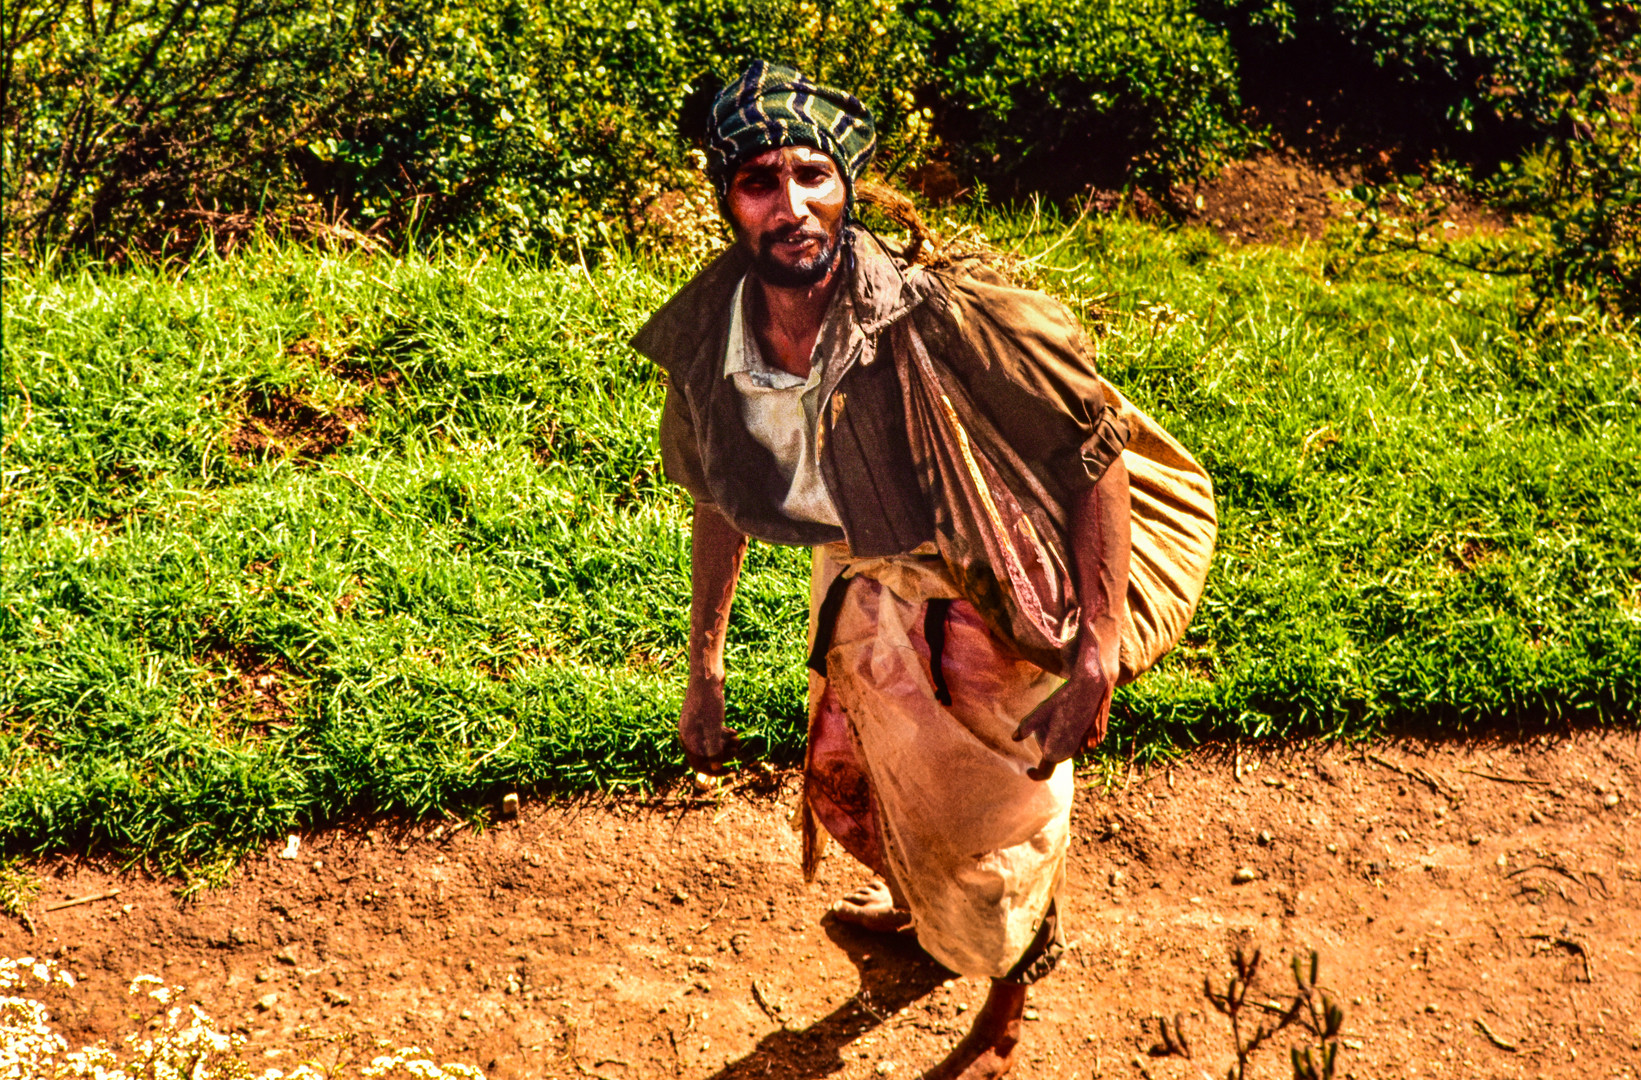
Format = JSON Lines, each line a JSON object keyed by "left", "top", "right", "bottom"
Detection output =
{"left": 706, "top": 60, "right": 877, "bottom": 203}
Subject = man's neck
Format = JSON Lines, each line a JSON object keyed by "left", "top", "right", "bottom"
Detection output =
{"left": 748, "top": 263, "right": 844, "bottom": 380}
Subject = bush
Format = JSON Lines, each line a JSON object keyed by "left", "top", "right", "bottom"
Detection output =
{"left": 1330, "top": 45, "right": 1639, "bottom": 323}
{"left": 304, "top": 0, "right": 700, "bottom": 254}
{"left": 926, "top": 0, "right": 1246, "bottom": 194}
{"left": 1504, "top": 47, "right": 1641, "bottom": 318}
{"left": 0, "top": 0, "right": 1620, "bottom": 257}
{"left": 1206, "top": 0, "right": 1603, "bottom": 159}
{"left": 1, "top": 0, "right": 347, "bottom": 256}
{"left": 0, "top": 0, "right": 935, "bottom": 259}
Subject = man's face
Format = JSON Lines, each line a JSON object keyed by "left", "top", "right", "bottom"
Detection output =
{"left": 725, "top": 145, "right": 847, "bottom": 288}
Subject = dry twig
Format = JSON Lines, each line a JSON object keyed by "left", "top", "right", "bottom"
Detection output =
{"left": 44, "top": 888, "right": 121, "bottom": 912}
{"left": 2, "top": 374, "right": 34, "bottom": 458}
{"left": 1524, "top": 933, "right": 1594, "bottom": 982}
{"left": 1366, "top": 753, "right": 1450, "bottom": 796}
{"left": 1473, "top": 1017, "right": 1518, "bottom": 1051}
{"left": 751, "top": 980, "right": 783, "bottom": 1024}
{"left": 324, "top": 466, "right": 399, "bottom": 520}
{"left": 1458, "top": 767, "right": 1549, "bottom": 787}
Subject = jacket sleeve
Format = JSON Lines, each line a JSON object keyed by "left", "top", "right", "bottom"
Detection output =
{"left": 918, "top": 268, "right": 1129, "bottom": 495}
{"left": 659, "top": 378, "right": 715, "bottom": 506}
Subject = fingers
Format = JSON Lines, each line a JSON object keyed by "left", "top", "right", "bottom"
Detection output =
{"left": 1082, "top": 699, "right": 1113, "bottom": 751}
{"left": 1029, "top": 736, "right": 1082, "bottom": 781}
{"left": 686, "top": 752, "right": 737, "bottom": 776}
{"left": 1011, "top": 686, "right": 1064, "bottom": 744}
{"left": 1011, "top": 710, "right": 1048, "bottom": 744}
{"left": 1015, "top": 676, "right": 1116, "bottom": 780}
{"left": 678, "top": 674, "right": 737, "bottom": 773}
{"left": 1016, "top": 704, "right": 1080, "bottom": 782}
{"left": 682, "top": 726, "right": 741, "bottom": 775}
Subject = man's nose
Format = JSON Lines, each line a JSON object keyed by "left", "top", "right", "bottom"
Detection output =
{"left": 781, "top": 177, "right": 813, "bottom": 223}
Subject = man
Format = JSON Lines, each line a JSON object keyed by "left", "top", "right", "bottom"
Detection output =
{"left": 630, "top": 61, "right": 1133, "bottom": 1080}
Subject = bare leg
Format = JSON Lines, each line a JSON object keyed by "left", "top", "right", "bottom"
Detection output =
{"left": 921, "top": 979, "right": 1026, "bottom": 1080}
{"left": 829, "top": 878, "right": 912, "bottom": 932}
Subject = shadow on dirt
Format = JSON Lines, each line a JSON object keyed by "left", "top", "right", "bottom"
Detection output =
{"left": 706, "top": 917, "right": 951, "bottom": 1080}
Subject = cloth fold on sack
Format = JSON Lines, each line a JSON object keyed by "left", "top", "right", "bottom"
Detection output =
{"left": 802, "top": 544, "right": 1072, "bottom": 980}
{"left": 1096, "top": 376, "right": 1218, "bottom": 680}
{"left": 892, "top": 311, "right": 1216, "bottom": 683}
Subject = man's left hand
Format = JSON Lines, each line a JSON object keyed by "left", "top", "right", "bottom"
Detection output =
{"left": 1015, "top": 456, "right": 1131, "bottom": 782}
{"left": 1012, "top": 642, "right": 1117, "bottom": 782}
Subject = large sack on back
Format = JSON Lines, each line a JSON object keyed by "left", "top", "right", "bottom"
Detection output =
{"left": 1097, "top": 375, "right": 1217, "bottom": 679}
{"left": 893, "top": 317, "right": 1215, "bottom": 682}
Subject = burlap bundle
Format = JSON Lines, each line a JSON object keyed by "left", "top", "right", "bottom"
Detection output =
{"left": 894, "top": 318, "right": 1216, "bottom": 682}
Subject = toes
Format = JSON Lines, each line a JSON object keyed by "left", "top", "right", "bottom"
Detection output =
{"left": 840, "top": 882, "right": 888, "bottom": 905}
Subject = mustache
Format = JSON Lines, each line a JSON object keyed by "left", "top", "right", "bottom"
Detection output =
{"left": 750, "top": 221, "right": 845, "bottom": 287}
{"left": 758, "top": 223, "right": 830, "bottom": 249}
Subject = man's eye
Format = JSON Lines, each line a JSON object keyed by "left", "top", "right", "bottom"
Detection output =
{"left": 798, "top": 169, "right": 834, "bottom": 185}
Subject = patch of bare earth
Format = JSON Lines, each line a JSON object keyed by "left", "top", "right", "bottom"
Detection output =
{"left": 289, "top": 335, "right": 404, "bottom": 396}
{"left": 5, "top": 732, "right": 1638, "bottom": 1079}
{"left": 226, "top": 337, "right": 398, "bottom": 464}
{"left": 229, "top": 386, "right": 366, "bottom": 462}
{"left": 204, "top": 639, "right": 299, "bottom": 736}
{"left": 1173, "top": 149, "right": 1502, "bottom": 246}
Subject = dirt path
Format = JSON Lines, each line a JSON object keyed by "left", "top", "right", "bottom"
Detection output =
{"left": 5, "top": 731, "right": 1638, "bottom": 1079}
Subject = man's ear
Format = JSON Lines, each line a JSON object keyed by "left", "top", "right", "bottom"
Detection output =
{"left": 715, "top": 166, "right": 740, "bottom": 231}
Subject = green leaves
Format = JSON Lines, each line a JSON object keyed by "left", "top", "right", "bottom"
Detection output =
{"left": 3, "top": 0, "right": 1621, "bottom": 255}
{"left": 1, "top": 0, "right": 934, "bottom": 258}
{"left": 929, "top": 0, "right": 1247, "bottom": 193}
{"left": 1204, "top": 0, "right": 1601, "bottom": 151}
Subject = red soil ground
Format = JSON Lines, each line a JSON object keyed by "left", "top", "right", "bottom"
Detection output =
{"left": 6, "top": 730, "right": 1638, "bottom": 1080}
{"left": 1175, "top": 149, "right": 1500, "bottom": 245}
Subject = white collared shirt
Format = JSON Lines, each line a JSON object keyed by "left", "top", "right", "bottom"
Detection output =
{"left": 724, "top": 275, "right": 844, "bottom": 528}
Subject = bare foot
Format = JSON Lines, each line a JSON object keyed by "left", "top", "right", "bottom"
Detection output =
{"left": 921, "top": 980, "right": 1026, "bottom": 1080}
{"left": 829, "top": 879, "right": 912, "bottom": 932}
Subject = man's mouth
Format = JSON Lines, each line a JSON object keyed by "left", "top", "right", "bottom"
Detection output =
{"left": 752, "top": 224, "right": 842, "bottom": 287}
{"left": 765, "top": 228, "right": 828, "bottom": 255}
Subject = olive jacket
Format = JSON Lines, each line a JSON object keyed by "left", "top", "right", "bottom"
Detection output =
{"left": 630, "top": 229, "right": 1129, "bottom": 565}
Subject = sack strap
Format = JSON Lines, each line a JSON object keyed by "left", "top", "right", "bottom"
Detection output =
{"left": 924, "top": 598, "right": 954, "bottom": 706}
{"left": 807, "top": 572, "right": 854, "bottom": 677}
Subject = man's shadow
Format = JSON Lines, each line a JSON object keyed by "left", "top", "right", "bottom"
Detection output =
{"left": 703, "top": 917, "right": 951, "bottom": 1079}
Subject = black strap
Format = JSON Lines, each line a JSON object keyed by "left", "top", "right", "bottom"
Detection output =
{"left": 807, "top": 572, "right": 854, "bottom": 677}
{"left": 925, "top": 597, "right": 954, "bottom": 706}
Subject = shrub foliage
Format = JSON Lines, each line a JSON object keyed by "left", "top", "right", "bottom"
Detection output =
{"left": 0, "top": 0, "right": 933, "bottom": 258}
{"left": 7, "top": 0, "right": 1616, "bottom": 259}
{"left": 1207, "top": 0, "right": 1603, "bottom": 152}
{"left": 1333, "top": 41, "right": 1640, "bottom": 321}
{"left": 927, "top": 0, "right": 1246, "bottom": 194}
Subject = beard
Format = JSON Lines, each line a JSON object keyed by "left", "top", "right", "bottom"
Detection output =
{"left": 751, "top": 222, "right": 845, "bottom": 288}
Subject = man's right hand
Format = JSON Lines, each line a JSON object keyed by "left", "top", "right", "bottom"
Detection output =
{"left": 682, "top": 502, "right": 749, "bottom": 775}
{"left": 679, "top": 673, "right": 740, "bottom": 774}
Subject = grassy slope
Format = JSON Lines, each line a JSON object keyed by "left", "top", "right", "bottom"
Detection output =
{"left": 2, "top": 218, "right": 1638, "bottom": 864}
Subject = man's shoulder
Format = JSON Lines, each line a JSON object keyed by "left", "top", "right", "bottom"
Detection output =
{"left": 629, "top": 244, "right": 752, "bottom": 378}
{"left": 906, "top": 258, "right": 1090, "bottom": 356}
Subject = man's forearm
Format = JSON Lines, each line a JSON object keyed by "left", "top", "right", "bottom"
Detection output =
{"left": 1069, "top": 456, "right": 1131, "bottom": 676}
{"left": 689, "top": 502, "right": 749, "bottom": 682}
{"left": 1013, "top": 456, "right": 1133, "bottom": 772}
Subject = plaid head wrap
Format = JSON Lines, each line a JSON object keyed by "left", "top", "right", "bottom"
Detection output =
{"left": 705, "top": 60, "right": 877, "bottom": 204}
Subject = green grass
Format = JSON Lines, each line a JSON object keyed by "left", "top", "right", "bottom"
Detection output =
{"left": 3, "top": 216, "right": 1638, "bottom": 865}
